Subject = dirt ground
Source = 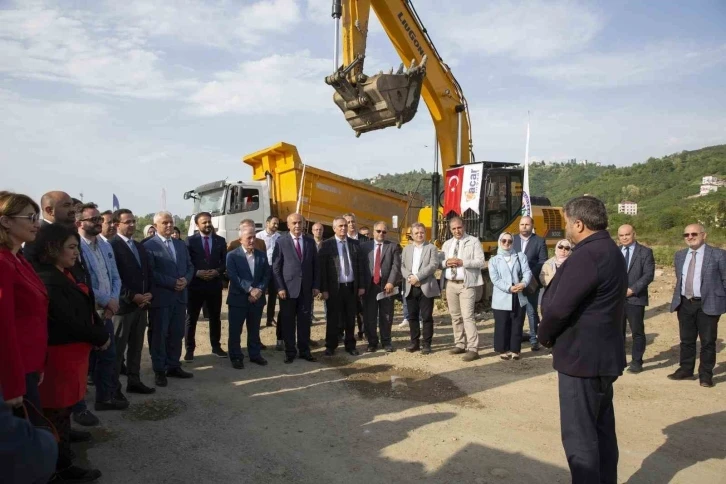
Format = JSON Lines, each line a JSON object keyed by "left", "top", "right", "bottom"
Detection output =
{"left": 75, "top": 267, "right": 725, "bottom": 484}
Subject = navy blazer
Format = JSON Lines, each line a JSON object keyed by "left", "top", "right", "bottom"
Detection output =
{"left": 226, "top": 248, "right": 270, "bottom": 307}
{"left": 272, "top": 233, "right": 319, "bottom": 299}
{"left": 619, "top": 242, "right": 655, "bottom": 307}
{"left": 513, "top": 233, "right": 548, "bottom": 282}
{"left": 670, "top": 244, "right": 726, "bottom": 316}
{"left": 110, "top": 235, "right": 153, "bottom": 315}
{"left": 186, "top": 233, "right": 227, "bottom": 291}
{"left": 319, "top": 237, "right": 365, "bottom": 296}
{"left": 143, "top": 236, "right": 194, "bottom": 307}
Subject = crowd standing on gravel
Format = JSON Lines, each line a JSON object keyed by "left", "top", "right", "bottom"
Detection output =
{"left": 1, "top": 190, "right": 724, "bottom": 484}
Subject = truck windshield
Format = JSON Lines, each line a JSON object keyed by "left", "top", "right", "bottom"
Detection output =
{"left": 194, "top": 188, "right": 226, "bottom": 215}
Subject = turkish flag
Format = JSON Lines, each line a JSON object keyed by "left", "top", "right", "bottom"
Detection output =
{"left": 443, "top": 167, "right": 464, "bottom": 215}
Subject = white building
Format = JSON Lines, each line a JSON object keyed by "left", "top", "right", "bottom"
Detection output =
{"left": 618, "top": 201, "right": 638, "bottom": 215}
{"left": 699, "top": 175, "right": 723, "bottom": 196}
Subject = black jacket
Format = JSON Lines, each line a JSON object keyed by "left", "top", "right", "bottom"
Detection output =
{"left": 34, "top": 263, "right": 109, "bottom": 347}
{"left": 538, "top": 231, "right": 627, "bottom": 377}
{"left": 110, "top": 235, "right": 153, "bottom": 315}
{"left": 186, "top": 233, "right": 227, "bottom": 291}
{"left": 513, "top": 233, "right": 548, "bottom": 283}
{"left": 620, "top": 242, "right": 655, "bottom": 307}
{"left": 319, "top": 237, "right": 365, "bottom": 296}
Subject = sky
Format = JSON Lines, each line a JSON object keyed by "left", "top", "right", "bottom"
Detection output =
{"left": 1, "top": 0, "right": 725, "bottom": 215}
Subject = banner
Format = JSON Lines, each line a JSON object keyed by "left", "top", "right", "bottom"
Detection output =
{"left": 459, "top": 164, "right": 484, "bottom": 214}
{"left": 443, "top": 166, "right": 464, "bottom": 215}
{"left": 112, "top": 194, "right": 120, "bottom": 211}
{"left": 521, "top": 114, "right": 532, "bottom": 217}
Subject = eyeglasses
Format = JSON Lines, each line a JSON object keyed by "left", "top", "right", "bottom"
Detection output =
{"left": 119, "top": 220, "right": 136, "bottom": 225}
{"left": 375, "top": 229, "right": 387, "bottom": 234}
{"left": 80, "top": 216, "right": 103, "bottom": 223}
{"left": 501, "top": 239, "right": 513, "bottom": 245}
{"left": 683, "top": 232, "right": 702, "bottom": 238}
{"left": 9, "top": 213, "right": 40, "bottom": 223}
{"left": 557, "top": 245, "right": 571, "bottom": 251}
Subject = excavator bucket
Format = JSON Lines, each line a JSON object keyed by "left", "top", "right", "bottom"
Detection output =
{"left": 325, "top": 56, "right": 427, "bottom": 136}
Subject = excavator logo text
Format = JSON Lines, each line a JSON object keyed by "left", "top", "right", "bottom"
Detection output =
{"left": 397, "top": 12, "right": 426, "bottom": 58}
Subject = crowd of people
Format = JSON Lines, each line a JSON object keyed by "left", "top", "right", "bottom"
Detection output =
{"left": 1, "top": 190, "right": 724, "bottom": 484}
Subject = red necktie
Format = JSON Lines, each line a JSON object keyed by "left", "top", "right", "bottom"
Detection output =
{"left": 294, "top": 237, "right": 302, "bottom": 260}
{"left": 373, "top": 243, "right": 382, "bottom": 285}
{"left": 203, "top": 236, "right": 211, "bottom": 262}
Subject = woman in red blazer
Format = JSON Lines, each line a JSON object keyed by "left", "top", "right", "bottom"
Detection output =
{"left": 0, "top": 192, "right": 47, "bottom": 416}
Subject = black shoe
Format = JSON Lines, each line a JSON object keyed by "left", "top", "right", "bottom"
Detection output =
{"left": 266, "top": 319, "right": 276, "bottom": 327}
{"left": 126, "top": 381, "right": 156, "bottom": 394}
{"left": 421, "top": 345, "right": 432, "bottom": 355}
{"left": 384, "top": 345, "right": 395, "bottom": 353}
{"left": 405, "top": 343, "right": 420, "bottom": 353}
{"left": 284, "top": 355, "right": 295, "bottom": 364}
{"left": 275, "top": 340, "right": 285, "bottom": 351}
{"left": 324, "top": 349, "right": 335, "bottom": 357}
{"left": 309, "top": 340, "right": 320, "bottom": 347}
{"left": 300, "top": 354, "right": 318, "bottom": 362}
{"left": 155, "top": 371, "right": 168, "bottom": 387}
{"left": 462, "top": 351, "right": 480, "bottom": 362}
{"left": 167, "top": 367, "right": 194, "bottom": 379}
{"left": 259, "top": 343, "right": 268, "bottom": 350}
{"left": 113, "top": 389, "right": 129, "bottom": 403}
{"left": 449, "top": 347, "right": 466, "bottom": 355}
{"left": 212, "top": 347, "right": 228, "bottom": 358}
{"left": 120, "top": 362, "right": 127, "bottom": 376}
{"left": 72, "top": 409, "right": 99, "bottom": 427}
{"left": 700, "top": 375, "right": 714, "bottom": 388}
{"left": 94, "top": 399, "right": 129, "bottom": 411}
{"left": 357, "top": 331, "right": 365, "bottom": 341}
{"left": 183, "top": 350, "right": 194, "bottom": 362}
{"left": 231, "top": 358, "right": 244, "bottom": 370}
{"left": 69, "top": 429, "right": 92, "bottom": 443}
{"left": 627, "top": 362, "right": 643, "bottom": 374}
{"left": 667, "top": 369, "right": 694, "bottom": 380}
{"left": 366, "top": 346, "right": 377, "bottom": 353}
{"left": 249, "top": 356, "right": 268, "bottom": 366}
{"left": 346, "top": 349, "right": 360, "bottom": 356}
{"left": 531, "top": 342, "right": 541, "bottom": 351}
{"left": 54, "top": 465, "right": 102, "bottom": 483}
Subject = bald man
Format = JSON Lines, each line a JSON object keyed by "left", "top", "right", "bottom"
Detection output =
{"left": 22, "top": 191, "right": 76, "bottom": 262}
{"left": 617, "top": 224, "right": 655, "bottom": 373}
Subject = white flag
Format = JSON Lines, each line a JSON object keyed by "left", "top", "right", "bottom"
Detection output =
{"left": 521, "top": 113, "right": 532, "bottom": 217}
{"left": 459, "top": 164, "right": 484, "bottom": 214}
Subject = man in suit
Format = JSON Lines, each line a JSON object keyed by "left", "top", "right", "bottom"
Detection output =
{"left": 440, "top": 216, "right": 486, "bottom": 362}
{"left": 312, "top": 222, "right": 325, "bottom": 250}
{"left": 513, "top": 216, "right": 548, "bottom": 351}
{"left": 110, "top": 209, "right": 155, "bottom": 395}
{"left": 617, "top": 224, "right": 655, "bottom": 374}
{"left": 401, "top": 222, "right": 441, "bottom": 354}
{"left": 668, "top": 223, "right": 726, "bottom": 388}
{"left": 184, "top": 211, "right": 228, "bottom": 361}
{"left": 144, "top": 211, "right": 195, "bottom": 387}
{"left": 273, "top": 213, "right": 320, "bottom": 364}
{"left": 344, "top": 212, "right": 368, "bottom": 339}
{"left": 256, "top": 216, "right": 281, "bottom": 331}
{"left": 226, "top": 226, "right": 271, "bottom": 369}
{"left": 538, "top": 196, "right": 627, "bottom": 484}
{"left": 320, "top": 216, "right": 366, "bottom": 356}
{"left": 361, "top": 221, "right": 401, "bottom": 353}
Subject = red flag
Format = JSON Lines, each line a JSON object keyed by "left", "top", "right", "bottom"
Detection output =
{"left": 443, "top": 167, "right": 464, "bottom": 215}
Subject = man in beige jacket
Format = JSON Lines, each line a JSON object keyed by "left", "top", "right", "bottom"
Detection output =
{"left": 440, "top": 217, "right": 486, "bottom": 362}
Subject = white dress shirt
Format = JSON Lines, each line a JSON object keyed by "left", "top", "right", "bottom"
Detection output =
{"left": 520, "top": 234, "right": 530, "bottom": 254}
{"left": 336, "top": 236, "right": 354, "bottom": 283}
{"left": 245, "top": 249, "right": 256, "bottom": 280}
{"left": 446, "top": 238, "right": 464, "bottom": 281}
{"left": 411, "top": 243, "right": 424, "bottom": 277}
{"left": 681, "top": 244, "right": 705, "bottom": 298}
{"left": 621, "top": 243, "right": 635, "bottom": 271}
{"left": 256, "top": 230, "right": 280, "bottom": 262}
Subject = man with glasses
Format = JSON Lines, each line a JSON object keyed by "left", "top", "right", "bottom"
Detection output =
{"left": 361, "top": 222, "right": 401, "bottom": 353}
{"left": 668, "top": 224, "right": 726, "bottom": 388}
{"left": 617, "top": 225, "right": 655, "bottom": 374}
{"left": 440, "top": 217, "right": 486, "bottom": 362}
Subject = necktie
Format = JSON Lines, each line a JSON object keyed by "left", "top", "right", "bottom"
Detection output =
{"left": 341, "top": 240, "right": 351, "bottom": 279}
{"left": 128, "top": 239, "right": 141, "bottom": 266}
{"left": 451, "top": 239, "right": 460, "bottom": 279}
{"left": 624, "top": 246, "right": 630, "bottom": 272}
{"left": 294, "top": 237, "right": 302, "bottom": 260}
{"left": 684, "top": 251, "right": 697, "bottom": 299}
{"left": 373, "top": 243, "right": 382, "bottom": 285}
{"left": 203, "top": 236, "right": 211, "bottom": 262}
{"left": 165, "top": 239, "right": 175, "bottom": 259}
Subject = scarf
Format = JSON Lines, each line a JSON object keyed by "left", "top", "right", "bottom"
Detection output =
{"left": 555, "top": 239, "right": 571, "bottom": 267}
{"left": 497, "top": 232, "right": 513, "bottom": 257}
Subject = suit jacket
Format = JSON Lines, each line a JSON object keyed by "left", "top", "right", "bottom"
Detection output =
{"left": 538, "top": 230, "right": 628, "bottom": 378}
{"left": 143, "top": 236, "right": 195, "bottom": 307}
{"left": 439, "top": 234, "right": 485, "bottom": 289}
{"left": 619, "top": 242, "right": 655, "bottom": 307}
{"left": 272, "top": 234, "right": 319, "bottom": 299}
{"left": 226, "top": 248, "right": 270, "bottom": 308}
{"left": 670, "top": 244, "right": 726, "bottom": 316}
{"left": 79, "top": 236, "right": 121, "bottom": 308}
{"left": 513, "top": 233, "right": 548, "bottom": 283}
{"left": 109, "top": 235, "right": 153, "bottom": 315}
{"left": 186, "top": 233, "right": 227, "bottom": 291}
{"left": 319, "top": 237, "right": 365, "bottom": 296}
{"left": 488, "top": 252, "right": 532, "bottom": 310}
{"left": 361, "top": 240, "right": 402, "bottom": 289}
{"left": 401, "top": 242, "right": 441, "bottom": 299}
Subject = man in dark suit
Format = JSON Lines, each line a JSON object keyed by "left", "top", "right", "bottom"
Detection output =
{"left": 344, "top": 213, "right": 369, "bottom": 339}
{"left": 184, "top": 211, "right": 228, "bottom": 361}
{"left": 668, "top": 223, "right": 726, "bottom": 388}
{"left": 320, "top": 216, "right": 366, "bottom": 356}
{"left": 144, "top": 211, "right": 195, "bottom": 387}
{"left": 273, "top": 213, "right": 320, "bottom": 364}
{"left": 617, "top": 224, "right": 655, "bottom": 374}
{"left": 110, "top": 209, "right": 155, "bottom": 395}
{"left": 361, "top": 221, "right": 401, "bottom": 353}
{"left": 538, "top": 196, "right": 627, "bottom": 484}
{"left": 513, "top": 216, "right": 548, "bottom": 351}
{"left": 226, "top": 226, "right": 270, "bottom": 369}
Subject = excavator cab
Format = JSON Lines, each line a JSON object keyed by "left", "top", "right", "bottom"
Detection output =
{"left": 325, "top": 55, "right": 427, "bottom": 137}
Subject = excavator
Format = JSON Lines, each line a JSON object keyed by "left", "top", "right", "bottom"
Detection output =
{"left": 325, "top": 0, "right": 565, "bottom": 255}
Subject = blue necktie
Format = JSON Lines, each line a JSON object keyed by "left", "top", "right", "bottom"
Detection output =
{"left": 128, "top": 239, "right": 141, "bottom": 266}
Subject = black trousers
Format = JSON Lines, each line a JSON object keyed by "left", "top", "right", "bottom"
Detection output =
{"left": 43, "top": 406, "right": 73, "bottom": 471}
{"left": 185, "top": 287, "right": 223, "bottom": 351}
{"left": 364, "top": 280, "right": 394, "bottom": 348}
{"left": 493, "top": 297, "right": 525, "bottom": 354}
{"left": 558, "top": 372, "right": 619, "bottom": 484}
{"left": 406, "top": 287, "right": 434, "bottom": 347}
{"left": 279, "top": 293, "right": 313, "bottom": 358}
{"left": 677, "top": 297, "right": 720, "bottom": 377}
{"left": 267, "top": 279, "right": 277, "bottom": 325}
{"left": 325, "top": 283, "right": 357, "bottom": 351}
{"left": 622, "top": 303, "right": 646, "bottom": 364}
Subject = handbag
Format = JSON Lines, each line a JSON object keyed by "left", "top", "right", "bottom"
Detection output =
{"left": 21, "top": 398, "right": 60, "bottom": 443}
{"left": 515, "top": 253, "right": 539, "bottom": 296}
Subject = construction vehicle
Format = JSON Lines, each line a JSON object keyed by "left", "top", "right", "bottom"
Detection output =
{"left": 184, "top": 142, "right": 421, "bottom": 243}
{"left": 327, "top": 0, "right": 565, "bottom": 254}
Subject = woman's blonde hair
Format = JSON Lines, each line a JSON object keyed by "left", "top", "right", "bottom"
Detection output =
{"left": 0, "top": 191, "right": 40, "bottom": 250}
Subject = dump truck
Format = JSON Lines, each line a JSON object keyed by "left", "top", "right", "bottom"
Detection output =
{"left": 184, "top": 142, "right": 421, "bottom": 243}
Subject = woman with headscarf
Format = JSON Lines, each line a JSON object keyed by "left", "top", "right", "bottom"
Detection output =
{"left": 540, "top": 239, "right": 573, "bottom": 288}
{"left": 488, "top": 232, "right": 532, "bottom": 360}
{"left": 142, "top": 224, "right": 156, "bottom": 243}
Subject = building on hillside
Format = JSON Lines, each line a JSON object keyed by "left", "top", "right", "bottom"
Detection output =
{"left": 700, "top": 175, "right": 724, "bottom": 196}
{"left": 618, "top": 201, "right": 638, "bottom": 215}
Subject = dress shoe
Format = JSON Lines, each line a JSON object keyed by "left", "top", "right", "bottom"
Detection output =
{"left": 667, "top": 369, "right": 694, "bottom": 380}
{"left": 94, "top": 399, "right": 129, "bottom": 411}
{"left": 346, "top": 349, "right": 360, "bottom": 356}
{"left": 627, "top": 362, "right": 643, "bottom": 374}
{"left": 531, "top": 343, "right": 541, "bottom": 352}
{"left": 183, "top": 350, "right": 194, "bottom": 362}
{"left": 309, "top": 340, "right": 320, "bottom": 347}
{"left": 155, "top": 371, "right": 168, "bottom": 387}
{"left": 323, "top": 349, "right": 335, "bottom": 357}
{"left": 120, "top": 362, "right": 127, "bottom": 375}
{"left": 275, "top": 340, "right": 285, "bottom": 351}
{"left": 700, "top": 375, "right": 714, "bottom": 388}
{"left": 69, "top": 429, "right": 92, "bottom": 443}
{"left": 249, "top": 356, "right": 268, "bottom": 366}
{"left": 231, "top": 358, "right": 244, "bottom": 370}
{"left": 384, "top": 345, "right": 395, "bottom": 353}
{"left": 357, "top": 331, "right": 365, "bottom": 341}
{"left": 405, "top": 343, "right": 420, "bottom": 353}
{"left": 53, "top": 465, "right": 102, "bottom": 483}
{"left": 266, "top": 319, "right": 276, "bottom": 327}
{"left": 284, "top": 355, "right": 295, "bottom": 364}
{"left": 300, "top": 354, "right": 318, "bottom": 362}
{"left": 421, "top": 345, "right": 432, "bottom": 355}
{"left": 167, "top": 367, "right": 194, "bottom": 379}
{"left": 462, "top": 351, "right": 480, "bottom": 362}
{"left": 259, "top": 343, "right": 268, "bottom": 350}
{"left": 212, "top": 347, "right": 228, "bottom": 358}
{"left": 449, "top": 347, "right": 466, "bottom": 355}
{"left": 366, "top": 345, "right": 377, "bottom": 353}
{"left": 126, "top": 381, "right": 156, "bottom": 394}
{"left": 72, "top": 409, "right": 99, "bottom": 427}
{"left": 114, "top": 389, "right": 129, "bottom": 403}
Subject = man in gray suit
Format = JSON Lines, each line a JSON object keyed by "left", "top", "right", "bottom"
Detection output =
{"left": 361, "top": 221, "right": 401, "bottom": 353}
{"left": 617, "top": 224, "right": 655, "bottom": 373}
{"left": 668, "top": 223, "right": 726, "bottom": 388}
{"left": 401, "top": 222, "right": 441, "bottom": 354}
{"left": 144, "top": 211, "right": 195, "bottom": 387}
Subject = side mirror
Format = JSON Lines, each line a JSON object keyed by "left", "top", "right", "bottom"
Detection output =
{"left": 183, "top": 191, "right": 195, "bottom": 200}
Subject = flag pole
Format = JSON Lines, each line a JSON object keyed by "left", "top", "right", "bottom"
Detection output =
{"left": 522, "top": 112, "right": 532, "bottom": 218}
